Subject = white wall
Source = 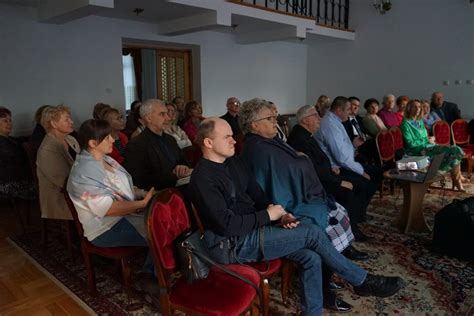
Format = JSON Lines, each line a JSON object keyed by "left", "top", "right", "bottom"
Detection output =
{"left": 0, "top": 3, "right": 307, "bottom": 135}
{"left": 306, "top": 0, "right": 474, "bottom": 118}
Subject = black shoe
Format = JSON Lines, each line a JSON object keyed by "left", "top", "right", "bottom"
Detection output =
{"left": 353, "top": 274, "right": 404, "bottom": 297}
{"left": 342, "top": 245, "right": 369, "bottom": 261}
{"left": 323, "top": 293, "right": 352, "bottom": 313}
{"left": 329, "top": 281, "right": 345, "bottom": 291}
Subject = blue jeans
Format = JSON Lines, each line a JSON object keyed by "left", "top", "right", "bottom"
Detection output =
{"left": 91, "top": 218, "right": 154, "bottom": 274}
{"left": 233, "top": 223, "right": 367, "bottom": 316}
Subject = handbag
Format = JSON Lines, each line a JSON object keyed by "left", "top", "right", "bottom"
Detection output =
{"left": 175, "top": 229, "right": 264, "bottom": 311}
{"left": 175, "top": 229, "right": 211, "bottom": 283}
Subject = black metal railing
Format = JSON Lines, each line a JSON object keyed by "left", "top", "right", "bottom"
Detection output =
{"left": 235, "top": 0, "right": 350, "bottom": 30}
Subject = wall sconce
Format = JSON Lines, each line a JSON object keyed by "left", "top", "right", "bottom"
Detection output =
{"left": 373, "top": 0, "right": 392, "bottom": 15}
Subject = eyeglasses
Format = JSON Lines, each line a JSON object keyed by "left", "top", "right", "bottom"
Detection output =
{"left": 252, "top": 115, "right": 277, "bottom": 123}
{"left": 303, "top": 113, "right": 319, "bottom": 119}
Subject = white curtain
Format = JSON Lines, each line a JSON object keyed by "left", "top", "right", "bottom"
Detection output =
{"left": 122, "top": 54, "right": 138, "bottom": 110}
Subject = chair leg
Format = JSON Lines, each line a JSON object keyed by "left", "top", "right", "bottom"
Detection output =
{"left": 468, "top": 159, "right": 473, "bottom": 179}
{"left": 41, "top": 218, "right": 47, "bottom": 250}
{"left": 250, "top": 297, "right": 260, "bottom": 316}
{"left": 261, "top": 278, "right": 270, "bottom": 316}
{"left": 83, "top": 252, "right": 97, "bottom": 296}
{"left": 64, "top": 221, "right": 75, "bottom": 260}
{"left": 280, "top": 260, "right": 291, "bottom": 305}
{"left": 11, "top": 198, "right": 26, "bottom": 235}
{"left": 120, "top": 258, "right": 132, "bottom": 290}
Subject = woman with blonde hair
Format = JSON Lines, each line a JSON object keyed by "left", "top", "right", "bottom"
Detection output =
{"left": 36, "top": 105, "right": 80, "bottom": 220}
{"left": 400, "top": 99, "right": 465, "bottom": 191}
{"left": 164, "top": 103, "right": 192, "bottom": 149}
{"left": 315, "top": 95, "right": 331, "bottom": 117}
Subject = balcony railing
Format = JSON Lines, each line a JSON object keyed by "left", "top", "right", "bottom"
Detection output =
{"left": 230, "top": 0, "right": 351, "bottom": 30}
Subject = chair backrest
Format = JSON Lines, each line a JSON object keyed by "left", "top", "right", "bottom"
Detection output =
{"left": 451, "top": 119, "right": 470, "bottom": 146}
{"left": 146, "top": 188, "right": 190, "bottom": 287}
{"left": 433, "top": 120, "right": 450, "bottom": 145}
{"left": 63, "top": 184, "right": 87, "bottom": 241}
{"left": 375, "top": 130, "right": 395, "bottom": 165}
{"left": 191, "top": 203, "right": 205, "bottom": 234}
{"left": 389, "top": 126, "right": 404, "bottom": 151}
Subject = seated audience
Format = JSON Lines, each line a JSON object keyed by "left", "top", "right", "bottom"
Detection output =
{"left": 164, "top": 103, "right": 192, "bottom": 149}
{"left": 268, "top": 101, "right": 287, "bottom": 142}
{"left": 288, "top": 105, "right": 373, "bottom": 241}
{"left": 430, "top": 91, "right": 461, "bottom": 125}
{"left": 220, "top": 97, "right": 242, "bottom": 137}
{"left": 240, "top": 98, "right": 367, "bottom": 260}
{"left": 377, "top": 94, "right": 399, "bottom": 128}
{"left": 172, "top": 96, "right": 186, "bottom": 124}
{"left": 362, "top": 98, "right": 387, "bottom": 137}
{"left": 124, "top": 100, "right": 142, "bottom": 137}
{"left": 182, "top": 100, "right": 205, "bottom": 143}
{"left": 315, "top": 95, "right": 331, "bottom": 117}
{"left": 67, "top": 119, "right": 154, "bottom": 275}
{"left": 124, "top": 99, "right": 192, "bottom": 191}
{"left": 101, "top": 107, "right": 128, "bottom": 164}
{"left": 316, "top": 97, "right": 382, "bottom": 211}
{"left": 130, "top": 103, "right": 145, "bottom": 138}
{"left": 190, "top": 117, "right": 404, "bottom": 315}
{"left": 30, "top": 105, "right": 50, "bottom": 147}
{"left": 421, "top": 99, "right": 441, "bottom": 134}
{"left": 93, "top": 102, "right": 111, "bottom": 120}
{"left": 395, "top": 96, "right": 409, "bottom": 126}
{"left": 0, "top": 107, "right": 36, "bottom": 199}
{"left": 400, "top": 99, "right": 465, "bottom": 191}
{"left": 36, "top": 105, "right": 80, "bottom": 220}
{"left": 342, "top": 96, "right": 378, "bottom": 165}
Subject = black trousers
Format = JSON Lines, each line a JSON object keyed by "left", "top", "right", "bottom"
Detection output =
{"left": 338, "top": 164, "right": 382, "bottom": 221}
{"left": 324, "top": 182, "right": 365, "bottom": 227}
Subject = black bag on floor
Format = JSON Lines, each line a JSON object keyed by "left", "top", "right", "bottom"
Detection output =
{"left": 432, "top": 197, "right": 474, "bottom": 261}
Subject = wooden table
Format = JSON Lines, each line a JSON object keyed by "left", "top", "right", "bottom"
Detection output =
{"left": 383, "top": 170, "right": 439, "bottom": 234}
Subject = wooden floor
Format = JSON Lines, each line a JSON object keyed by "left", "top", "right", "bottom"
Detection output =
{"left": 0, "top": 201, "right": 89, "bottom": 315}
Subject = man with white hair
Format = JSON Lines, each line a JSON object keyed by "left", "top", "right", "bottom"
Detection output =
{"left": 378, "top": 94, "right": 400, "bottom": 128}
{"left": 287, "top": 105, "right": 373, "bottom": 242}
{"left": 123, "top": 99, "right": 192, "bottom": 191}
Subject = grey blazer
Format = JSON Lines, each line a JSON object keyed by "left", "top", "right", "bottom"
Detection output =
{"left": 36, "top": 134, "right": 80, "bottom": 220}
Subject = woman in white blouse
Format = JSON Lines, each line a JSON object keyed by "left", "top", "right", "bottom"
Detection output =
{"left": 67, "top": 119, "right": 154, "bottom": 270}
{"left": 163, "top": 103, "right": 192, "bottom": 149}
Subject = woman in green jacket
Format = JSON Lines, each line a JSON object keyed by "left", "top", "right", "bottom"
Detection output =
{"left": 400, "top": 99, "right": 465, "bottom": 191}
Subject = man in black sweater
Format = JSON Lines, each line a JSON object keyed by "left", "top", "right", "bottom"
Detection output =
{"left": 123, "top": 99, "right": 192, "bottom": 191}
{"left": 287, "top": 105, "right": 373, "bottom": 241}
{"left": 189, "top": 117, "right": 403, "bottom": 315}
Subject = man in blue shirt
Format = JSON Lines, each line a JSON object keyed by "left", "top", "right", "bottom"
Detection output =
{"left": 315, "top": 96, "right": 382, "bottom": 221}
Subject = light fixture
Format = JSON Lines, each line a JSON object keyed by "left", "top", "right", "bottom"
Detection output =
{"left": 133, "top": 8, "right": 144, "bottom": 16}
{"left": 373, "top": 0, "right": 392, "bottom": 15}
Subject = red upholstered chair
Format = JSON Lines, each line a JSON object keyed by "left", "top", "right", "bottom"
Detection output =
{"left": 376, "top": 130, "right": 396, "bottom": 197}
{"left": 63, "top": 188, "right": 145, "bottom": 297}
{"left": 146, "top": 188, "right": 260, "bottom": 316}
{"left": 389, "top": 126, "right": 404, "bottom": 152}
{"left": 191, "top": 204, "right": 290, "bottom": 316}
{"left": 451, "top": 119, "right": 474, "bottom": 178}
{"left": 433, "top": 121, "right": 451, "bottom": 145}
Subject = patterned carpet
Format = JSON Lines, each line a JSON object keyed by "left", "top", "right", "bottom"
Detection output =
{"left": 9, "top": 180, "right": 474, "bottom": 315}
